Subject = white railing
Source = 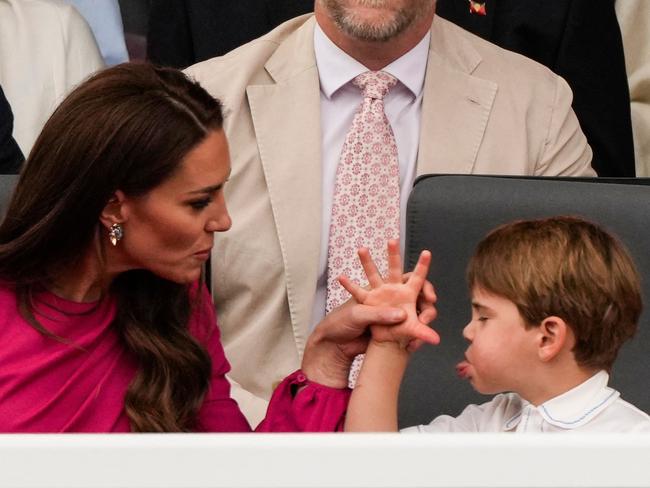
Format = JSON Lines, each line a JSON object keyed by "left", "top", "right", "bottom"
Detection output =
{"left": 1, "top": 433, "right": 649, "bottom": 487}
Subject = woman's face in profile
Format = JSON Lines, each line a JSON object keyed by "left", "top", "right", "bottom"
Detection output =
{"left": 118, "top": 129, "right": 232, "bottom": 284}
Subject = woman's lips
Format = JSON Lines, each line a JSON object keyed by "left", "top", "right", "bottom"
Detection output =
{"left": 456, "top": 360, "right": 471, "bottom": 379}
{"left": 193, "top": 249, "right": 211, "bottom": 260}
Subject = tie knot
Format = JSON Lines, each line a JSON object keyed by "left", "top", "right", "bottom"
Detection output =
{"left": 353, "top": 71, "right": 397, "bottom": 100}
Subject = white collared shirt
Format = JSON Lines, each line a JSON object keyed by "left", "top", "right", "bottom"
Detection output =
{"left": 402, "top": 371, "right": 650, "bottom": 433}
{"left": 310, "top": 24, "right": 431, "bottom": 330}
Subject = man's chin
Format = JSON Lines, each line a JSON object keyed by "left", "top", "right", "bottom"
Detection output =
{"left": 338, "top": 17, "right": 407, "bottom": 42}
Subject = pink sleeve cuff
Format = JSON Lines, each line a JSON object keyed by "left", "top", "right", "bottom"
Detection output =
{"left": 255, "top": 370, "right": 351, "bottom": 432}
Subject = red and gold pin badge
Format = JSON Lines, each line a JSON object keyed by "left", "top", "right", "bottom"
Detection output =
{"left": 469, "top": 0, "right": 487, "bottom": 15}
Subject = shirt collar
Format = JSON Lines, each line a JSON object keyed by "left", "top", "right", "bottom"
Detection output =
{"left": 503, "top": 371, "right": 620, "bottom": 430}
{"left": 313, "top": 23, "right": 430, "bottom": 99}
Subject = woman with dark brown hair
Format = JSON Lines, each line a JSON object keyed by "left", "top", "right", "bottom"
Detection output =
{"left": 0, "top": 63, "right": 433, "bottom": 432}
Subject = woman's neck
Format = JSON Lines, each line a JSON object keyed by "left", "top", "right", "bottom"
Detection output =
{"left": 47, "top": 239, "right": 116, "bottom": 303}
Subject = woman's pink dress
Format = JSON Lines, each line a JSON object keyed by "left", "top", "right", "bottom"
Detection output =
{"left": 0, "top": 285, "right": 349, "bottom": 432}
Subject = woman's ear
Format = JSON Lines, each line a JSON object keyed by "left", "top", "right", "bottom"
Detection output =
{"left": 537, "top": 316, "right": 570, "bottom": 363}
{"left": 99, "top": 190, "right": 127, "bottom": 230}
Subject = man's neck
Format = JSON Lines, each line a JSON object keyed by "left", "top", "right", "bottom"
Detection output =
{"left": 314, "top": 8, "right": 434, "bottom": 71}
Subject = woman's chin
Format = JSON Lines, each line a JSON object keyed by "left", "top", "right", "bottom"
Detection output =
{"left": 156, "top": 267, "right": 203, "bottom": 285}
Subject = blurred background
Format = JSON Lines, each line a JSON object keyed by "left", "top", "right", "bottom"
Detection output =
{"left": 118, "top": 0, "right": 149, "bottom": 60}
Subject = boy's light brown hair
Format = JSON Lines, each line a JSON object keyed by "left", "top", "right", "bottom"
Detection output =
{"left": 467, "top": 216, "right": 642, "bottom": 371}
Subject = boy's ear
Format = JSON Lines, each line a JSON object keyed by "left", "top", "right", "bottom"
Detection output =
{"left": 536, "top": 316, "right": 570, "bottom": 362}
{"left": 99, "top": 190, "right": 128, "bottom": 230}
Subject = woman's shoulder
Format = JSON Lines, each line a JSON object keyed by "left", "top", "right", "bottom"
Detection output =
{"left": 0, "top": 281, "right": 17, "bottom": 304}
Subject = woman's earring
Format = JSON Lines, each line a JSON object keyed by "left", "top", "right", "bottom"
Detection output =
{"left": 109, "top": 223, "right": 123, "bottom": 246}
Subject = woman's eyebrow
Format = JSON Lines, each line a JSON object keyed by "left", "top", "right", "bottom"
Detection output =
{"left": 188, "top": 169, "right": 231, "bottom": 194}
{"left": 188, "top": 182, "right": 224, "bottom": 194}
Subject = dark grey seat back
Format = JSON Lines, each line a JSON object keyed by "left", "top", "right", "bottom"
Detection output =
{"left": 400, "top": 175, "right": 650, "bottom": 428}
{"left": 0, "top": 174, "right": 18, "bottom": 220}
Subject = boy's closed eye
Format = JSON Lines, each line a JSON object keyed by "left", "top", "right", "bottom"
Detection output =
{"left": 471, "top": 302, "right": 494, "bottom": 322}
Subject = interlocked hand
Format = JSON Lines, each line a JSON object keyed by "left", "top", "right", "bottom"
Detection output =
{"left": 339, "top": 240, "right": 440, "bottom": 351}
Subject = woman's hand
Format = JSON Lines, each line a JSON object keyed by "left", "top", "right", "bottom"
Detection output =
{"left": 301, "top": 240, "right": 439, "bottom": 388}
{"left": 301, "top": 300, "right": 408, "bottom": 388}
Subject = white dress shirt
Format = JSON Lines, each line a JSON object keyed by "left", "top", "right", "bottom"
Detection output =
{"left": 402, "top": 371, "right": 650, "bottom": 433}
{"left": 310, "top": 24, "right": 430, "bottom": 330}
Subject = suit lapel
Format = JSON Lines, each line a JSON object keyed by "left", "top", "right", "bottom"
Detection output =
{"left": 417, "top": 17, "right": 498, "bottom": 176}
{"left": 246, "top": 17, "right": 321, "bottom": 351}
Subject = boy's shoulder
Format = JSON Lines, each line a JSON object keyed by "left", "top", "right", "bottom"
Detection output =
{"left": 403, "top": 387, "right": 650, "bottom": 433}
{"left": 538, "top": 372, "right": 649, "bottom": 432}
{"left": 595, "top": 397, "right": 650, "bottom": 433}
{"left": 402, "top": 393, "right": 522, "bottom": 433}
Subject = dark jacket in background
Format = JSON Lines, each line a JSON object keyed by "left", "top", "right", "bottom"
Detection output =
{"left": 0, "top": 85, "right": 24, "bottom": 174}
{"left": 435, "top": 0, "right": 635, "bottom": 176}
{"left": 147, "top": 0, "right": 313, "bottom": 69}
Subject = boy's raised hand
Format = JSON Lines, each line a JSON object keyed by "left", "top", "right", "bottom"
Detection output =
{"left": 339, "top": 239, "right": 440, "bottom": 350}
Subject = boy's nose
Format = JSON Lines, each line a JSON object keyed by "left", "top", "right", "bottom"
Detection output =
{"left": 462, "top": 321, "right": 473, "bottom": 341}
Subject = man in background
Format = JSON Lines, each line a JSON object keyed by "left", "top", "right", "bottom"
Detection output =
{"left": 187, "top": 0, "right": 594, "bottom": 425}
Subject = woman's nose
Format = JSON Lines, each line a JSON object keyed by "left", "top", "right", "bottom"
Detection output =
{"left": 206, "top": 202, "right": 232, "bottom": 233}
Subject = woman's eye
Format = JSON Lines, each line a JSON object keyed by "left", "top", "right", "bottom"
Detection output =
{"left": 189, "top": 198, "right": 211, "bottom": 210}
{"left": 478, "top": 316, "right": 488, "bottom": 323}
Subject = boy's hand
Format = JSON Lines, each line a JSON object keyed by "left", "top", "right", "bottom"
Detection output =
{"left": 409, "top": 271, "right": 438, "bottom": 327}
{"left": 339, "top": 240, "right": 440, "bottom": 350}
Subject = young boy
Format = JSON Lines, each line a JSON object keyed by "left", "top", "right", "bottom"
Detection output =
{"left": 343, "top": 217, "right": 650, "bottom": 432}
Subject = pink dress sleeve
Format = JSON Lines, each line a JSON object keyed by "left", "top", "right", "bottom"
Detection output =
{"left": 256, "top": 371, "right": 351, "bottom": 432}
{"left": 190, "top": 284, "right": 350, "bottom": 432}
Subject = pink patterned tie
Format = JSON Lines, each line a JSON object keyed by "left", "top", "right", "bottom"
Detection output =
{"left": 326, "top": 71, "right": 400, "bottom": 387}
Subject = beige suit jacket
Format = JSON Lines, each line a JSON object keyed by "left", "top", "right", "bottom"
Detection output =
{"left": 616, "top": 0, "right": 650, "bottom": 176}
{"left": 186, "top": 14, "right": 594, "bottom": 425}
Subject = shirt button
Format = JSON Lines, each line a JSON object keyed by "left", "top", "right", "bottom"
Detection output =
{"left": 296, "top": 373, "right": 307, "bottom": 383}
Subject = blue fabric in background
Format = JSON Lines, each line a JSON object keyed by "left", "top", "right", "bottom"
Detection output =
{"left": 66, "top": 0, "right": 129, "bottom": 66}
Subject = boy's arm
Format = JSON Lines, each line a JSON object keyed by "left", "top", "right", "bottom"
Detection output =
{"left": 341, "top": 240, "right": 440, "bottom": 432}
{"left": 345, "top": 340, "right": 409, "bottom": 431}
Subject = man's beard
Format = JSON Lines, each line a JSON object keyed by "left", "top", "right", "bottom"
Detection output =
{"left": 319, "top": 0, "right": 434, "bottom": 42}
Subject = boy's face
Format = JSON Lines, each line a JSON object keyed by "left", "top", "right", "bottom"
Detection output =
{"left": 457, "top": 287, "right": 539, "bottom": 396}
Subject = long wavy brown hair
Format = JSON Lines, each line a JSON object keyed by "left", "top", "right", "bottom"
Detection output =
{"left": 0, "top": 63, "right": 225, "bottom": 431}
